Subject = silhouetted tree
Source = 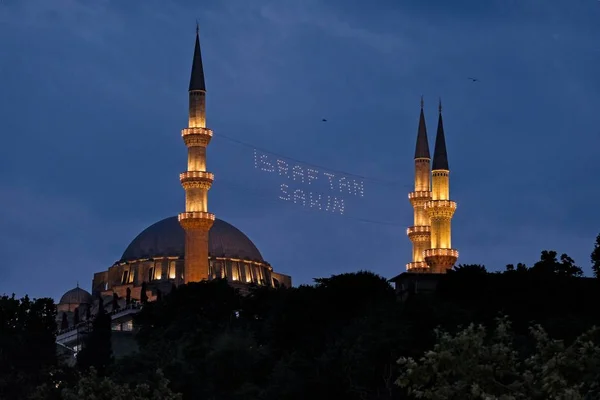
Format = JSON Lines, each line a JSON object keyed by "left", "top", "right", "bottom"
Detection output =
{"left": 77, "top": 306, "right": 113, "bottom": 375}
{"left": 531, "top": 250, "right": 583, "bottom": 277}
{"left": 112, "top": 293, "right": 120, "bottom": 312}
{"left": 451, "top": 264, "right": 487, "bottom": 274}
{"left": 505, "top": 263, "right": 528, "bottom": 273}
{"left": 73, "top": 307, "right": 80, "bottom": 325}
{"left": 126, "top": 287, "right": 131, "bottom": 306}
{"left": 140, "top": 282, "right": 148, "bottom": 304}
{"left": 592, "top": 233, "right": 600, "bottom": 278}
{"left": 0, "top": 294, "right": 57, "bottom": 399}
{"left": 61, "top": 312, "right": 69, "bottom": 330}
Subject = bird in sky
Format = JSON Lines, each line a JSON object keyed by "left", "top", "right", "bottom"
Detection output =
{"left": 468, "top": 77, "right": 480, "bottom": 82}
{"left": 322, "top": 118, "right": 327, "bottom": 122}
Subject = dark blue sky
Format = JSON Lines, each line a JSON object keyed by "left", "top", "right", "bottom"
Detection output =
{"left": 1, "top": 0, "right": 599, "bottom": 301}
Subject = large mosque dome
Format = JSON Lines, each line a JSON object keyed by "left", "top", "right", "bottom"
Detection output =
{"left": 120, "top": 216, "right": 265, "bottom": 263}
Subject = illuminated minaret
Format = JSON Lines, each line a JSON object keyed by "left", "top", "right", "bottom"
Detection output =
{"left": 178, "top": 25, "right": 215, "bottom": 284}
{"left": 406, "top": 97, "right": 432, "bottom": 272}
{"left": 423, "top": 99, "right": 458, "bottom": 273}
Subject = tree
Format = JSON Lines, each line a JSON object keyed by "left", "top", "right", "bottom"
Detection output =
{"left": 85, "top": 306, "right": 91, "bottom": 321}
{"left": 112, "top": 293, "right": 120, "bottom": 312}
{"left": 59, "top": 368, "right": 181, "bottom": 400}
{"left": 396, "top": 317, "right": 600, "bottom": 399}
{"left": 77, "top": 307, "right": 113, "bottom": 375}
{"left": 505, "top": 262, "right": 528, "bottom": 273}
{"left": 451, "top": 264, "right": 487, "bottom": 274}
{"left": 126, "top": 287, "right": 131, "bottom": 306}
{"left": 530, "top": 250, "right": 583, "bottom": 277}
{"left": 0, "top": 295, "right": 57, "bottom": 399}
{"left": 140, "top": 282, "right": 148, "bottom": 304}
{"left": 592, "top": 233, "right": 600, "bottom": 278}
{"left": 61, "top": 312, "right": 69, "bottom": 330}
{"left": 73, "top": 307, "right": 80, "bottom": 325}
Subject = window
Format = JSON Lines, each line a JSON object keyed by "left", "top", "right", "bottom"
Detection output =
{"left": 154, "top": 262, "right": 162, "bottom": 280}
{"left": 231, "top": 262, "right": 240, "bottom": 281}
{"left": 121, "top": 270, "right": 129, "bottom": 285}
{"left": 168, "top": 261, "right": 176, "bottom": 279}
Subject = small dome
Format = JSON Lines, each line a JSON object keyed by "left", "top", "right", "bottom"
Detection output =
{"left": 120, "top": 217, "right": 265, "bottom": 262}
{"left": 59, "top": 287, "right": 93, "bottom": 305}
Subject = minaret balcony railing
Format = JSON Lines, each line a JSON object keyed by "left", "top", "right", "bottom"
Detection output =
{"left": 180, "top": 171, "right": 214, "bottom": 190}
{"left": 178, "top": 211, "right": 215, "bottom": 221}
{"left": 406, "top": 261, "right": 429, "bottom": 271}
{"left": 181, "top": 127, "right": 213, "bottom": 137}
{"left": 182, "top": 127, "right": 213, "bottom": 147}
{"left": 178, "top": 212, "right": 215, "bottom": 231}
{"left": 408, "top": 191, "right": 431, "bottom": 201}
{"left": 423, "top": 248, "right": 459, "bottom": 258}
{"left": 407, "top": 226, "right": 431, "bottom": 241}
{"left": 424, "top": 200, "right": 457, "bottom": 210}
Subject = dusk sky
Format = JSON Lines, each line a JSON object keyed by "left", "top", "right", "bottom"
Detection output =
{"left": 1, "top": 0, "right": 599, "bottom": 301}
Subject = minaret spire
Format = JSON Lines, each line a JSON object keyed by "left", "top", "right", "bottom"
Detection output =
{"left": 414, "top": 96, "right": 430, "bottom": 159}
{"left": 432, "top": 98, "right": 449, "bottom": 171}
{"left": 189, "top": 23, "right": 206, "bottom": 92}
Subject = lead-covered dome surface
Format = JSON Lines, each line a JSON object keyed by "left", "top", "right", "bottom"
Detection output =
{"left": 59, "top": 287, "right": 93, "bottom": 305}
{"left": 120, "top": 217, "right": 264, "bottom": 262}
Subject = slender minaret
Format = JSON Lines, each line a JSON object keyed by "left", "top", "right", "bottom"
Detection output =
{"left": 424, "top": 99, "right": 458, "bottom": 273}
{"left": 178, "top": 25, "right": 215, "bottom": 284}
{"left": 406, "top": 97, "right": 432, "bottom": 272}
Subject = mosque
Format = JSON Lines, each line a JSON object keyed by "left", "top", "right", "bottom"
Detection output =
{"left": 54, "top": 27, "right": 460, "bottom": 358}
{"left": 55, "top": 28, "right": 292, "bottom": 356}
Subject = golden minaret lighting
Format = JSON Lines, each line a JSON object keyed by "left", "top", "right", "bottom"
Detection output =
{"left": 423, "top": 99, "right": 459, "bottom": 273}
{"left": 406, "top": 97, "right": 432, "bottom": 272}
{"left": 178, "top": 25, "right": 215, "bottom": 283}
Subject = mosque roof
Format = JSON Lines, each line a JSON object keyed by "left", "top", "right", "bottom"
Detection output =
{"left": 120, "top": 217, "right": 265, "bottom": 263}
{"left": 59, "top": 287, "right": 93, "bottom": 305}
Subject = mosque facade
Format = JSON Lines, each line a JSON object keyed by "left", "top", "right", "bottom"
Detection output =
{"left": 55, "top": 29, "right": 291, "bottom": 356}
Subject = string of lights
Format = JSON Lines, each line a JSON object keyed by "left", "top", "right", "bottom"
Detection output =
{"left": 216, "top": 178, "right": 405, "bottom": 227}
{"left": 213, "top": 132, "right": 405, "bottom": 187}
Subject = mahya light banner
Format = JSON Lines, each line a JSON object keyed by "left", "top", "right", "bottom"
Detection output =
{"left": 253, "top": 149, "right": 365, "bottom": 215}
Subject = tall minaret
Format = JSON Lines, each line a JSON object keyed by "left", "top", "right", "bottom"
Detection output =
{"left": 178, "top": 25, "right": 215, "bottom": 284}
{"left": 406, "top": 97, "right": 432, "bottom": 272}
{"left": 423, "top": 99, "right": 458, "bottom": 273}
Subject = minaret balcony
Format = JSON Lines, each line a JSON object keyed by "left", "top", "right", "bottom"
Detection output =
{"left": 423, "top": 248, "right": 459, "bottom": 259}
{"left": 406, "top": 226, "right": 431, "bottom": 241}
{"left": 178, "top": 212, "right": 215, "bottom": 231}
{"left": 180, "top": 171, "right": 214, "bottom": 190}
{"left": 182, "top": 127, "right": 213, "bottom": 147}
{"left": 406, "top": 261, "right": 429, "bottom": 272}
{"left": 424, "top": 200, "right": 457, "bottom": 218}
{"left": 408, "top": 191, "right": 431, "bottom": 207}
{"left": 408, "top": 191, "right": 431, "bottom": 200}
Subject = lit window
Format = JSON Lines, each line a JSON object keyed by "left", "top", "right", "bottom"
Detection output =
{"left": 231, "top": 262, "right": 240, "bottom": 281}
{"left": 121, "top": 271, "right": 129, "bottom": 285}
{"left": 154, "top": 262, "right": 162, "bottom": 280}
{"left": 168, "top": 261, "right": 176, "bottom": 279}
